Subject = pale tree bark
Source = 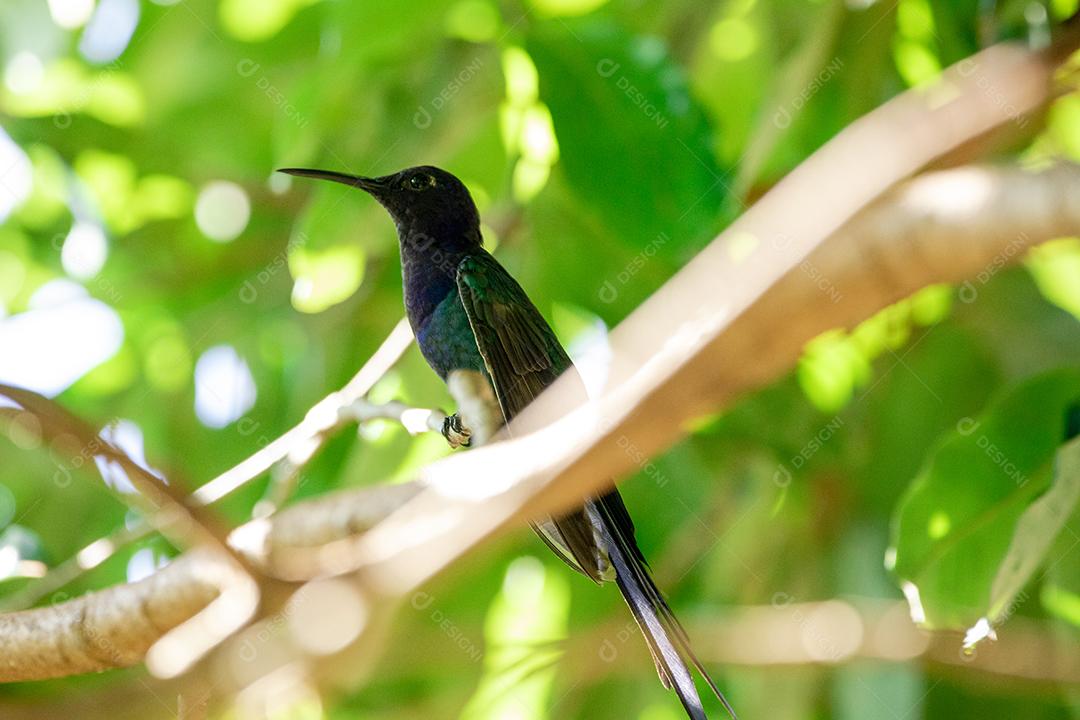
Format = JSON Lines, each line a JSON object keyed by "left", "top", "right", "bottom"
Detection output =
{"left": 0, "top": 550, "right": 229, "bottom": 681}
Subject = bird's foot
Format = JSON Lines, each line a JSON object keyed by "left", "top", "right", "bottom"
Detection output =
{"left": 442, "top": 413, "right": 472, "bottom": 449}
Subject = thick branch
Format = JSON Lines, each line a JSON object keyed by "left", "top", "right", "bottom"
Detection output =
{"left": 696, "top": 161, "right": 1080, "bottom": 404}
{"left": 0, "top": 479, "right": 420, "bottom": 682}
{"left": 0, "top": 550, "right": 233, "bottom": 682}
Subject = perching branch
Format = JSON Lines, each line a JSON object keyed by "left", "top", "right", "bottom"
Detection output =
{"left": 251, "top": 394, "right": 447, "bottom": 518}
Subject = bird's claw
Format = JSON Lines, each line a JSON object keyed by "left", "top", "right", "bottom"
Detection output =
{"left": 442, "top": 413, "right": 472, "bottom": 449}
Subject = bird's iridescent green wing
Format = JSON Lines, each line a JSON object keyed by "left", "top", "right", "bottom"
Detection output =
{"left": 455, "top": 250, "right": 607, "bottom": 579}
{"left": 454, "top": 251, "right": 575, "bottom": 420}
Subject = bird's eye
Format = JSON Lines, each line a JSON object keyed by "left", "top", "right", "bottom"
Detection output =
{"left": 407, "top": 173, "right": 434, "bottom": 191}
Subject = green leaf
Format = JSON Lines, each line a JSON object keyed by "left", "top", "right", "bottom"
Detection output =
{"left": 1042, "top": 580, "right": 1080, "bottom": 627}
{"left": 288, "top": 244, "right": 366, "bottom": 314}
{"left": 889, "top": 369, "right": 1080, "bottom": 630}
{"left": 219, "top": 0, "right": 319, "bottom": 42}
{"left": 461, "top": 556, "right": 570, "bottom": 720}
{"left": 527, "top": 20, "right": 731, "bottom": 255}
{"left": 1025, "top": 236, "right": 1080, "bottom": 321}
{"left": 1040, "top": 414, "right": 1080, "bottom": 630}
{"left": 987, "top": 434, "right": 1080, "bottom": 618}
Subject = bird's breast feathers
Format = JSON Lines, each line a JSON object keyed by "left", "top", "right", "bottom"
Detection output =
{"left": 414, "top": 289, "right": 487, "bottom": 380}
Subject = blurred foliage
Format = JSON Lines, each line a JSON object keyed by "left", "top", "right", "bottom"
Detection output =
{"left": 1, "top": 0, "right": 1080, "bottom": 718}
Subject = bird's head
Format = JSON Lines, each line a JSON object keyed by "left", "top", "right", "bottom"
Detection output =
{"left": 278, "top": 165, "right": 482, "bottom": 252}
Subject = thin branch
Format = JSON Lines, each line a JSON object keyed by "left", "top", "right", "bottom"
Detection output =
{"left": 252, "top": 396, "right": 447, "bottom": 518}
{"left": 0, "top": 395, "right": 445, "bottom": 612}
{"left": 563, "top": 598, "right": 1080, "bottom": 686}
{"left": 192, "top": 317, "right": 414, "bottom": 507}
{"left": 0, "top": 523, "right": 152, "bottom": 613}
{"left": 0, "top": 388, "right": 234, "bottom": 557}
{"left": 3, "top": 319, "right": 417, "bottom": 612}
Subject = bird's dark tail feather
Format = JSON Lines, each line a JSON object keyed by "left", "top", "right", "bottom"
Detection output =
{"left": 593, "top": 499, "right": 738, "bottom": 720}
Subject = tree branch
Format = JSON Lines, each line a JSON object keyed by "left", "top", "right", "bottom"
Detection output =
{"left": 564, "top": 598, "right": 1080, "bottom": 686}
{"left": 2, "top": 24, "right": 1078, "bottom": 686}
{"left": 0, "top": 550, "right": 231, "bottom": 682}
{"left": 0, "top": 319, "right": 422, "bottom": 613}
{"left": 191, "top": 317, "right": 415, "bottom": 508}
{"left": 3, "top": 157, "right": 1078, "bottom": 682}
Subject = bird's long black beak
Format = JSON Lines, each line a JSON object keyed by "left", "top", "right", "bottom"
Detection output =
{"left": 277, "top": 167, "right": 387, "bottom": 194}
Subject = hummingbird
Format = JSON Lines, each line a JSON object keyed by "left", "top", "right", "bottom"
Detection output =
{"left": 278, "top": 164, "right": 735, "bottom": 720}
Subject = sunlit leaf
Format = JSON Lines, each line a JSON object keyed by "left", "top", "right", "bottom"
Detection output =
{"left": 445, "top": 0, "right": 500, "bottom": 42}
{"left": 986, "top": 434, "right": 1080, "bottom": 624}
{"left": 461, "top": 557, "right": 570, "bottom": 720}
{"left": 527, "top": 0, "right": 610, "bottom": 18}
{"left": 133, "top": 175, "right": 194, "bottom": 224}
{"left": 892, "top": 39, "right": 942, "bottom": 87}
{"left": 289, "top": 244, "right": 366, "bottom": 314}
{"left": 219, "top": 0, "right": 319, "bottom": 42}
{"left": 0, "top": 59, "right": 144, "bottom": 126}
{"left": 73, "top": 149, "right": 136, "bottom": 231}
{"left": 1042, "top": 581, "right": 1080, "bottom": 627}
{"left": 890, "top": 369, "right": 1080, "bottom": 630}
{"left": 73, "top": 342, "right": 137, "bottom": 396}
{"left": 15, "top": 144, "right": 67, "bottom": 230}
{"left": 1026, "top": 237, "right": 1080, "bottom": 320}
{"left": 143, "top": 324, "right": 192, "bottom": 394}
{"left": 1047, "top": 93, "right": 1080, "bottom": 162}
{"left": 797, "top": 329, "right": 870, "bottom": 413}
